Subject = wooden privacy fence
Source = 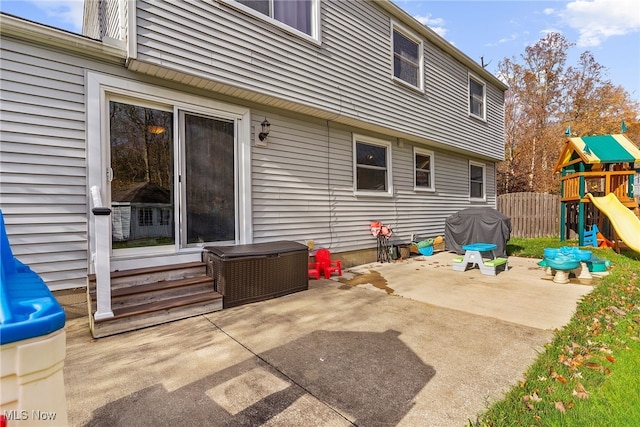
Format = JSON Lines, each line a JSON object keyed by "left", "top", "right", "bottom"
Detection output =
{"left": 497, "top": 192, "right": 560, "bottom": 238}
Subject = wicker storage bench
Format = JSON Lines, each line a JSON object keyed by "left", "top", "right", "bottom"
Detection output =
{"left": 203, "top": 241, "right": 309, "bottom": 308}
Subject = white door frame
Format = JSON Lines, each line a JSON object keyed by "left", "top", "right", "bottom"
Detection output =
{"left": 86, "top": 71, "right": 253, "bottom": 270}
{"left": 177, "top": 108, "right": 242, "bottom": 249}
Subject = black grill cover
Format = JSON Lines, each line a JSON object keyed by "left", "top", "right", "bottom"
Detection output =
{"left": 445, "top": 208, "right": 512, "bottom": 257}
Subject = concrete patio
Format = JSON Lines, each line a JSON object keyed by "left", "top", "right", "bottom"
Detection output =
{"left": 59, "top": 251, "right": 594, "bottom": 426}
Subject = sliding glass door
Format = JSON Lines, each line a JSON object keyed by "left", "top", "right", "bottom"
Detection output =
{"left": 108, "top": 100, "right": 238, "bottom": 253}
{"left": 181, "top": 111, "right": 236, "bottom": 247}
{"left": 109, "top": 101, "right": 175, "bottom": 250}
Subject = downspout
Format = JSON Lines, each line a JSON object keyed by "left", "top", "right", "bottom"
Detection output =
{"left": 125, "top": 0, "right": 137, "bottom": 64}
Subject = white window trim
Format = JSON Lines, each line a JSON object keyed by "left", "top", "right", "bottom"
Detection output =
{"left": 414, "top": 147, "right": 435, "bottom": 192}
{"left": 224, "top": 0, "right": 321, "bottom": 44}
{"left": 469, "top": 160, "right": 486, "bottom": 201}
{"left": 86, "top": 71, "right": 253, "bottom": 259}
{"left": 353, "top": 134, "right": 393, "bottom": 197}
{"left": 468, "top": 73, "right": 487, "bottom": 121}
{"left": 390, "top": 20, "right": 424, "bottom": 92}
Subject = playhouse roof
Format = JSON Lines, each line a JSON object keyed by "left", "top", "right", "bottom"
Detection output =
{"left": 554, "top": 134, "right": 640, "bottom": 172}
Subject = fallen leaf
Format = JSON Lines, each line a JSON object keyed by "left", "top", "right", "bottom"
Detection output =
{"left": 586, "top": 362, "right": 603, "bottom": 370}
{"left": 555, "top": 374, "right": 567, "bottom": 384}
{"left": 606, "top": 355, "right": 616, "bottom": 363}
{"left": 555, "top": 401, "right": 566, "bottom": 413}
{"left": 573, "top": 382, "right": 589, "bottom": 399}
{"left": 569, "top": 356, "right": 584, "bottom": 370}
{"left": 607, "top": 306, "right": 627, "bottom": 316}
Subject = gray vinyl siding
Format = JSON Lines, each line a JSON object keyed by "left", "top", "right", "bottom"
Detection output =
{"left": 250, "top": 111, "right": 497, "bottom": 252}
{"left": 1, "top": 36, "right": 131, "bottom": 290}
{"left": 0, "top": 38, "right": 89, "bottom": 290}
{"left": 105, "top": 0, "right": 122, "bottom": 39}
{"left": 82, "top": 0, "right": 100, "bottom": 39}
{"left": 132, "top": 0, "right": 505, "bottom": 160}
{"left": 1, "top": 8, "right": 502, "bottom": 291}
{"left": 82, "top": 0, "right": 122, "bottom": 40}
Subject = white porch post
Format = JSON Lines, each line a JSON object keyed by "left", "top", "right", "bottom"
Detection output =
{"left": 90, "top": 186, "right": 114, "bottom": 320}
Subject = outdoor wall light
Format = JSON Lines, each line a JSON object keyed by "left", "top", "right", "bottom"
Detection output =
{"left": 258, "top": 118, "right": 271, "bottom": 141}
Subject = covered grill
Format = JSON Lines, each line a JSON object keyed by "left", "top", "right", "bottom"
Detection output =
{"left": 445, "top": 208, "right": 512, "bottom": 257}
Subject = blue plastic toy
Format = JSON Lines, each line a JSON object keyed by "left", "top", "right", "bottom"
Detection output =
{"left": 1, "top": 210, "right": 66, "bottom": 345}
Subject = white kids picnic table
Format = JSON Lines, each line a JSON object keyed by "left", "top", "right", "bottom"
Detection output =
{"left": 452, "top": 243, "right": 508, "bottom": 276}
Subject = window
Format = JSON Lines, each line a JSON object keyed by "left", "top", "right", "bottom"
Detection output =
{"left": 236, "top": 0, "right": 316, "bottom": 38}
{"left": 354, "top": 135, "right": 392, "bottom": 195}
{"left": 469, "top": 161, "right": 485, "bottom": 200}
{"left": 414, "top": 148, "right": 434, "bottom": 191}
{"left": 160, "top": 208, "right": 171, "bottom": 226}
{"left": 469, "top": 74, "right": 486, "bottom": 119}
{"left": 139, "top": 208, "right": 154, "bottom": 227}
{"left": 392, "top": 24, "right": 423, "bottom": 89}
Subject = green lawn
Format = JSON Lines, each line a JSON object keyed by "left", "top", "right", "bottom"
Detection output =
{"left": 471, "top": 238, "right": 640, "bottom": 427}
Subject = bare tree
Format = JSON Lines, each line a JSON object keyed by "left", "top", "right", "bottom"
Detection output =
{"left": 497, "top": 33, "right": 640, "bottom": 195}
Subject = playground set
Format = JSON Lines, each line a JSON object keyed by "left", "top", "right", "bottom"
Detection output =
{"left": 555, "top": 133, "right": 640, "bottom": 254}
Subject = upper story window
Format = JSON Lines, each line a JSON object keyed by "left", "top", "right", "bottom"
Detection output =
{"left": 414, "top": 147, "right": 434, "bottom": 191}
{"left": 392, "top": 23, "right": 423, "bottom": 90}
{"left": 469, "top": 161, "right": 486, "bottom": 200}
{"left": 236, "top": 0, "right": 317, "bottom": 38}
{"left": 354, "top": 135, "right": 393, "bottom": 196}
{"left": 469, "top": 74, "right": 486, "bottom": 120}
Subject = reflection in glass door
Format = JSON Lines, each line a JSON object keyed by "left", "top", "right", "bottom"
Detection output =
{"left": 181, "top": 112, "right": 236, "bottom": 246}
{"left": 109, "top": 101, "right": 174, "bottom": 249}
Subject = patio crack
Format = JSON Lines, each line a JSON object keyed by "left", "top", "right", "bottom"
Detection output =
{"left": 203, "top": 316, "right": 357, "bottom": 426}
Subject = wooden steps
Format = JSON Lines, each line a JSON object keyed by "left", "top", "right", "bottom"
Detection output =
{"left": 88, "top": 262, "right": 223, "bottom": 338}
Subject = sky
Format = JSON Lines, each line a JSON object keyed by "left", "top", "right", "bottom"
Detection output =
{"left": 394, "top": 0, "right": 640, "bottom": 103}
{"left": 1, "top": 0, "right": 639, "bottom": 102}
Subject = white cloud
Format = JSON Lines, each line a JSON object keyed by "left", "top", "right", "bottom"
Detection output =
{"left": 32, "top": 0, "right": 84, "bottom": 32}
{"left": 498, "top": 33, "right": 518, "bottom": 44}
{"left": 414, "top": 14, "right": 448, "bottom": 38}
{"left": 543, "top": 8, "right": 555, "bottom": 15}
{"left": 561, "top": 0, "right": 640, "bottom": 47}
